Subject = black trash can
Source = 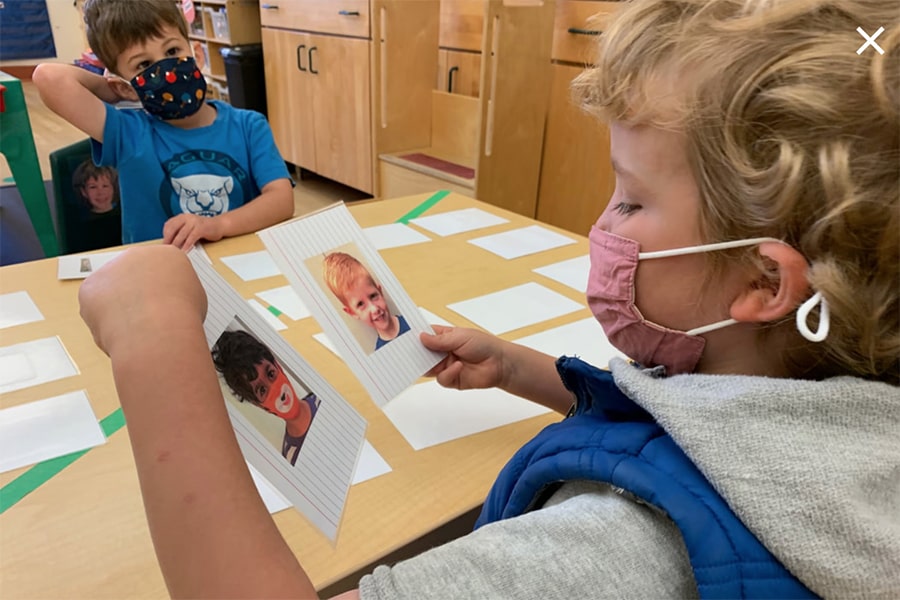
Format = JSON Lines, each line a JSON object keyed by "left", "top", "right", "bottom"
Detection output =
{"left": 220, "top": 44, "right": 267, "bottom": 116}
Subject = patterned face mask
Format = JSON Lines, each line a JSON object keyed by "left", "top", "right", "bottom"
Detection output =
{"left": 129, "top": 56, "right": 207, "bottom": 120}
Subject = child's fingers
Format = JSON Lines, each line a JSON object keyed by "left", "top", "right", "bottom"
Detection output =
{"left": 435, "top": 359, "right": 465, "bottom": 390}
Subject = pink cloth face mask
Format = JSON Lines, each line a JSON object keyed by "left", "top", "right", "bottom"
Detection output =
{"left": 586, "top": 226, "right": 829, "bottom": 374}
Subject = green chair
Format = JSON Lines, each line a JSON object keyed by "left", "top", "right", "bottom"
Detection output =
{"left": 49, "top": 138, "right": 122, "bottom": 254}
{"left": 0, "top": 71, "right": 59, "bottom": 257}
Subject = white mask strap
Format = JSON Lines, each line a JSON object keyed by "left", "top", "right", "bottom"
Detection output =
{"left": 796, "top": 291, "right": 830, "bottom": 342}
{"left": 686, "top": 318, "right": 738, "bottom": 336}
{"left": 639, "top": 237, "right": 783, "bottom": 260}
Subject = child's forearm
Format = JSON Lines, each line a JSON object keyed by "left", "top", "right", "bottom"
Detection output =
{"left": 215, "top": 178, "right": 294, "bottom": 237}
{"left": 500, "top": 342, "right": 575, "bottom": 414}
{"left": 33, "top": 63, "right": 121, "bottom": 106}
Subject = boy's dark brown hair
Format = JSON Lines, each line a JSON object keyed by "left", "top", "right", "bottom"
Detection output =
{"left": 211, "top": 330, "right": 276, "bottom": 405}
{"left": 82, "top": 0, "right": 189, "bottom": 76}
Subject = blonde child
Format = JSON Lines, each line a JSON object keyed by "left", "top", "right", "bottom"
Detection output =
{"left": 33, "top": 0, "right": 293, "bottom": 250}
{"left": 78, "top": 0, "right": 898, "bottom": 597}
{"left": 323, "top": 252, "right": 410, "bottom": 350}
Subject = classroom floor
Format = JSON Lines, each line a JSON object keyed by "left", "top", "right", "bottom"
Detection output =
{"left": 1, "top": 80, "right": 370, "bottom": 218}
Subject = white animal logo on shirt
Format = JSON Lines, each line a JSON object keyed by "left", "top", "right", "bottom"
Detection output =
{"left": 171, "top": 173, "right": 233, "bottom": 217}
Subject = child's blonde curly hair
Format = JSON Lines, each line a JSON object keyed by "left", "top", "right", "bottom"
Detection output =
{"left": 574, "top": 0, "right": 898, "bottom": 384}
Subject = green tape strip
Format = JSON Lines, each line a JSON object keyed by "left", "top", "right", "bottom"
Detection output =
{"left": 395, "top": 190, "right": 450, "bottom": 224}
{"left": 267, "top": 305, "right": 282, "bottom": 317}
{"left": 0, "top": 408, "right": 126, "bottom": 515}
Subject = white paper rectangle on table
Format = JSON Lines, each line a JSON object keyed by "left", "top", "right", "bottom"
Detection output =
{"left": 189, "top": 252, "right": 367, "bottom": 541}
{"left": 514, "top": 317, "right": 625, "bottom": 370}
{"left": 256, "top": 286, "right": 311, "bottom": 321}
{"left": 247, "top": 461, "right": 291, "bottom": 514}
{"left": 468, "top": 225, "right": 577, "bottom": 260}
{"left": 0, "top": 337, "right": 79, "bottom": 394}
{"left": 409, "top": 207, "right": 509, "bottom": 237}
{"left": 313, "top": 332, "right": 342, "bottom": 360}
{"left": 418, "top": 307, "right": 454, "bottom": 328}
{"left": 533, "top": 255, "right": 590, "bottom": 293}
{"left": 352, "top": 439, "right": 392, "bottom": 485}
{"left": 220, "top": 250, "right": 282, "bottom": 281}
{"left": 447, "top": 282, "right": 585, "bottom": 335}
{"left": 58, "top": 251, "right": 124, "bottom": 280}
{"left": 0, "top": 391, "right": 106, "bottom": 473}
{"left": 248, "top": 299, "right": 287, "bottom": 331}
{"left": 363, "top": 223, "right": 431, "bottom": 250}
{"left": 258, "top": 203, "right": 444, "bottom": 407}
{"left": 0, "top": 291, "right": 44, "bottom": 330}
{"left": 384, "top": 380, "right": 551, "bottom": 450}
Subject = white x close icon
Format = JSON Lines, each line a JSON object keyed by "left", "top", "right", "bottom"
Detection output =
{"left": 856, "top": 26, "right": 885, "bottom": 55}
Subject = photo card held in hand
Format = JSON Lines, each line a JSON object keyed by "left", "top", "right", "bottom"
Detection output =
{"left": 258, "top": 203, "right": 444, "bottom": 407}
{"left": 187, "top": 249, "right": 366, "bottom": 542}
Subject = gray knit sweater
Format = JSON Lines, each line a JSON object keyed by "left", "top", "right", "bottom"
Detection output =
{"left": 359, "top": 358, "right": 900, "bottom": 599}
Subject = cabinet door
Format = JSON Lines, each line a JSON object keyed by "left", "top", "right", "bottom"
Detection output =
{"left": 437, "top": 49, "right": 481, "bottom": 97}
{"left": 535, "top": 63, "right": 614, "bottom": 236}
{"left": 262, "top": 27, "right": 317, "bottom": 171}
{"left": 307, "top": 33, "right": 373, "bottom": 193}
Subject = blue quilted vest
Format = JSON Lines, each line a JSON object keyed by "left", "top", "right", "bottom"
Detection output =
{"left": 476, "top": 356, "right": 816, "bottom": 599}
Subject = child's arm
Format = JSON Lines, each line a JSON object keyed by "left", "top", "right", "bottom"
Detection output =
{"left": 162, "top": 177, "right": 294, "bottom": 251}
{"left": 79, "top": 246, "right": 348, "bottom": 598}
{"left": 421, "top": 326, "right": 575, "bottom": 414}
{"left": 32, "top": 63, "right": 124, "bottom": 143}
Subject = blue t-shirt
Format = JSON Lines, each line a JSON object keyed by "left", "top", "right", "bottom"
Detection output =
{"left": 93, "top": 101, "right": 290, "bottom": 243}
{"left": 375, "top": 314, "right": 410, "bottom": 350}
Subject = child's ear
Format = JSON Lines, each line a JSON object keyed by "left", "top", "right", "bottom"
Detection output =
{"left": 730, "top": 242, "right": 809, "bottom": 323}
{"left": 106, "top": 77, "right": 139, "bottom": 102}
{"left": 342, "top": 305, "right": 359, "bottom": 319}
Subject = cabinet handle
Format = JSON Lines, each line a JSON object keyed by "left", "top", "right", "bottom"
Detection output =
{"left": 261, "top": 3, "right": 279, "bottom": 9}
{"left": 308, "top": 46, "right": 318, "bottom": 74}
{"left": 296, "top": 44, "right": 306, "bottom": 71}
{"left": 447, "top": 66, "right": 458, "bottom": 93}
{"left": 567, "top": 27, "right": 601, "bottom": 36}
{"left": 484, "top": 15, "right": 500, "bottom": 157}
{"left": 338, "top": 10, "right": 360, "bottom": 16}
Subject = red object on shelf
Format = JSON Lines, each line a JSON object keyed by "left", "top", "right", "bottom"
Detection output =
{"left": 0, "top": 84, "right": 6, "bottom": 113}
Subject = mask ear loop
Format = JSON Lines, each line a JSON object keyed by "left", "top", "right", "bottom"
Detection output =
{"left": 796, "top": 291, "right": 829, "bottom": 342}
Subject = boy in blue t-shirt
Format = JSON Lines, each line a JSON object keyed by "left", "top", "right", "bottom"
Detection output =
{"left": 33, "top": 0, "right": 293, "bottom": 249}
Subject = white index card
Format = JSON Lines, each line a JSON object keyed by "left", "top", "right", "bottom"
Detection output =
{"left": 468, "top": 225, "right": 577, "bottom": 260}
{"left": 533, "top": 255, "right": 591, "bottom": 293}
{"left": 0, "top": 391, "right": 106, "bottom": 473}
{"left": 513, "top": 318, "right": 626, "bottom": 370}
{"left": 0, "top": 291, "right": 44, "bottom": 329}
{"left": 0, "top": 337, "right": 79, "bottom": 394}
{"left": 384, "top": 380, "right": 551, "bottom": 450}
{"left": 220, "top": 250, "right": 282, "bottom": 281}
{"left": 58, "top": 250, "right": 124, "bottom": 280}
{"left": 418, "top": 307, "right": 454, "bottom": 328}
{"left": 447, "top": 282, "right": 585, "bottom": 335}
{"left": 247, "top": 461, "right": 291, "bottom": 514}
{"left": 256, "top": 286, "right": 311, "bottom": 321}
{"left": 410, "top": 207, "right": 509, "bottom": 237}
{"left": 352, "top": 440, "right": 392, "bottom": 485}
{"left": 247, "top": 299, "right": 287, "bottom": 331}
{"left": 364, "top": 223, "right": 431, "bottom": 250}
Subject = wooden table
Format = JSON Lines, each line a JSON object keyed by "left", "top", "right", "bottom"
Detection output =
{"left": 0, "top": 192, "right": 592, "bottom": 598}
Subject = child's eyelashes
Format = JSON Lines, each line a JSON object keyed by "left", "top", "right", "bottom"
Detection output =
{"left": 613, "top": 202, "right": 641, "bottom": 215}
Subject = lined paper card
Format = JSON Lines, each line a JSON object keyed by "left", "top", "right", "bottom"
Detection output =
{"left": 0, "top": 337, "right": 79, "bottom": 394}
{"left": 0, "top": 391, "right": 106, "bottom": 473}
{"left": 0, "top": 291, "right": 44, "bottom": 329}
{"left": 447, "top": 282, "right": 585, "bottom": 335}
{"left": 409, "top": 207, "right": 508, "bottom": 237}
{"left": 533, "top": 255, "right": 590, "bottom": 293}
{"left": 258, "top": 203, "right": 444, "bottom": 407}
{"left": 468, "top": 225, "right": 577, "bottom": 259}
{"left": 189, "top": 251, "right": 366, "bottom": 541}
{"left": 384, "top": 381, "right": 551, "bottom": 450}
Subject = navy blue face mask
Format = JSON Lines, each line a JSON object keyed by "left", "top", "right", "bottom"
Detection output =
{"left": 129, "top": 56, "right": 207, "bottom": 120}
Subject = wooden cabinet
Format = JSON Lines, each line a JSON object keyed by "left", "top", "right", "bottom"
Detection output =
{"left": 536, "top": 0, "right": 618, "bottom": 235}
{"left": 436, "top": 0, "right": 484, "bottom": 98}
{"left": 261, "top": 0, "right": 439, "bottom": 195}
{"left": 184, "top": 0, "right": 262, "bottom": 102}
{"left": 437, "top": 49, "right": 481, "bottom": 97}
{"left": 380, "top": 0, "right": 555, "bottom": 219}
{"left": 262, "top": 27, "right": 371, "bottom": 192}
